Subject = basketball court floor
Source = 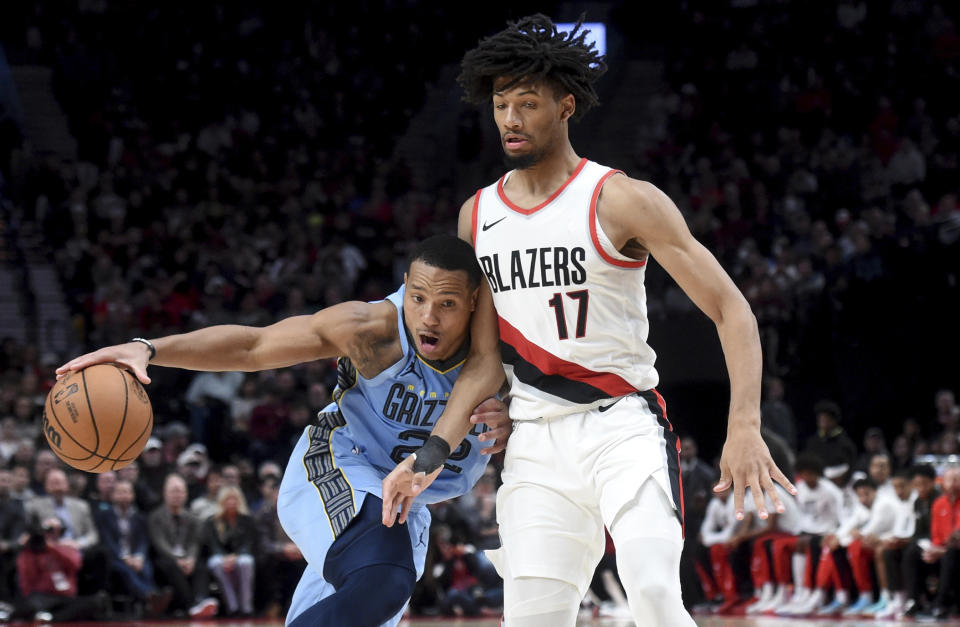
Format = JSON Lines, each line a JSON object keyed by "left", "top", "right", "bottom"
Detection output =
{"left": 7, "top": 616, "right": 957, "bottom": 625}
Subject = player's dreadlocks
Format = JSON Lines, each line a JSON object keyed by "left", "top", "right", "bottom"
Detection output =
{"left": 458, "top": 14, "right": 607, "bottom": 121}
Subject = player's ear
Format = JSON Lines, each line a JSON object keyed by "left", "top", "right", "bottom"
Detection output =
{"left": 559, "top": 93, "right": 575, "bottom": 122}
{"left": 469, "top": 286, "right": 480, "bottom": 311}
{"left": 403, "top": 272, "right": 408, "bottom": 285}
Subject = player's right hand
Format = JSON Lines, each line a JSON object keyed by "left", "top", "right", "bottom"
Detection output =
{"left": 56, "top": 342, "right": 153, "bottom": 385}
{"left": 381, "top": 454, "right": 442, "bottom": 528}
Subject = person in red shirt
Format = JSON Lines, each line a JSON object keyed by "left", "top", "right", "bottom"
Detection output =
{"left": 12, "top": 516, "right": 106, "bottom": 622}
{"left": 923, "top": 467, "right": 960, "bottom": 619}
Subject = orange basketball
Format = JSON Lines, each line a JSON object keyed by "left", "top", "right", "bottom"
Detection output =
{"left": 43, "top": 363, "right": 154, "bottom": 473}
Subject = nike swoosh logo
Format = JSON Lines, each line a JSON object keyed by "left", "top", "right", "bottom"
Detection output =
{"left": 598, "top": 397, "right": 626, "bottom": 412}
{"left": 482, "top": 217, "right": 506, "bottom": 231}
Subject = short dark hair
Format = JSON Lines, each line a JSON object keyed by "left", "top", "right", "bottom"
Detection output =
{"left": 408, "top": 235, "right": 482, "bottom": 289}
{"left": 853, "top": 477, "right": 877, "bottom": 491}
{"left": 894, "top": 468, "right": 913, "bottom": 481}
{"left": 814, "top": 400, "right": 842, "bottom": 422}
{"left": 911, "top": 464, "right": 937, "bottom": 480}
{"left": 795, "top": 453, "right": 824, "bottom": 476}
{"left": 458, "top": 14, "right": 607, "bottom": 121}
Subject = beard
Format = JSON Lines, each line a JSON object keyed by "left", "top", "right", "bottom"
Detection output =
{"left": 501, "top": 139, "right": 550, "bottom": 170}
{"left": 502, "top": 150, "right": 544, "bottom": 170}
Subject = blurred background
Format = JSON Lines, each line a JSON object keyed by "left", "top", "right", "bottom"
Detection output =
{"left": 0, "top": 0, "right": 958, "bottom": 621}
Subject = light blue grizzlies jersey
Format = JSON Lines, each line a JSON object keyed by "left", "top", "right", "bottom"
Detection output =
{"left": 303, "top": 285, "right": 489, "bottom": 534}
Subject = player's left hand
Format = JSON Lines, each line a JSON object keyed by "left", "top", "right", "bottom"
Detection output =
{"left": 381, "top": 454, "right": 442, "bottom": 528}
{"left": 470, "top": 397, "right": 512, "bottom": 455}
{"left": 714, "top": 424, "right": 797, "bottom": 521}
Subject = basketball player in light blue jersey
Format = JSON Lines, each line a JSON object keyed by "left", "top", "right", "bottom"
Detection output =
{"left": 57, "top": 234, "right": 511, "bottom": 626}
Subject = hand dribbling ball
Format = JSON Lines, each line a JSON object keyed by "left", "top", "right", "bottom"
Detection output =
{"left": 43, "top": 363, "right": 154, "bottom": 472}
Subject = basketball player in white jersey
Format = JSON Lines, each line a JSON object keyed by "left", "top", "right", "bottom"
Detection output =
{"left": 382, "top": 14, "right": 796, "bottom": 626}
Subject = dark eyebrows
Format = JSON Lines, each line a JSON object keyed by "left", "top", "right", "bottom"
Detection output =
{"left": 407, "top": 283, "right": 466, "bottom": 297}
{"left": 493, "top": 88, "right": 541, "bottom": 97}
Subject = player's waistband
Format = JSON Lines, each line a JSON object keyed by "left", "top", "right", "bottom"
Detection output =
{"left": 510, "top": 390, "right": 670, "bottom": 424}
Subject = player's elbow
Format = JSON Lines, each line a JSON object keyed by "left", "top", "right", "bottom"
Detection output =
{"left": 716, "top": 293, "right": 757, "bottom": 333}
{"left": 241, "top": 328, "right": 275, "bottom": 371}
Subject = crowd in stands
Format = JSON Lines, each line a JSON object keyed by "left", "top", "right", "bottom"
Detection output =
{"left": 614, "top": 0, "right": 960, "bottom": 439}
{"left": 678, "top": 393, "right": 960, "bottom": 620}
{"left": 0, "top": 0, "right": 958, "bottom": 622}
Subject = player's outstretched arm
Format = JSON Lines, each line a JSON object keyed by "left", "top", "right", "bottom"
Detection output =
{"left": 57, "top": 301, "right": 386, "bottom": 384}
{"left": 599, "top": 176, "right": 797, "bottom": 520}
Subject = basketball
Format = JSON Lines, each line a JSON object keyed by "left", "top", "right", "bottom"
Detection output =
{"left": 42, "top": 363, "right": 154, "bottom": 473}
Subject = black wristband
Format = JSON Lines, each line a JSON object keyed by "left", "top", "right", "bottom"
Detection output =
{"left": 412, "top": 435, "right": 451, "bottom": 474}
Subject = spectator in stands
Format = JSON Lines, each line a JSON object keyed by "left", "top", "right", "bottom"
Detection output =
{"left": 12, "top": 516, "right": 107, "bottom": 623}
{"left": 824, "top": 464, "right": 858, "bottom": 519}
{"left": 0, "top": 468, "right": 25, "bottom": 602}
{"left": 919, "top": 466, "right": 960, "bottom": 620}
{"left": 11, "top": 441, "right": 37, "bottom": 471}
{"left": 854, "top": 427, "right": 889, "bottom": 474}
{"left": 247, "top": 378, "right": 292, "bottom": 466}
{"left": 805, "top": 478, "right": 878, "bottom": 615}
{"left": 29, "top": 450, "right": 57, "bottom": 496}
{"left": 254, "top": 475, "right": 303, "bottom": 618}
{"left": 0, "top": 417, "right": 19, "bottom": 465}
{"left": 89, "top": 470, "right": 116, "bottom": 512}
{"left": 176, "top": 444, "right": 210, "bottom": 501}
{"left": 741, "top": 485, "right": 803, "bottom": 614}
{"left": 9, "top": 464, "right": 33, "bottom": 500}
{"left": 202, "top": 485, "right": 257, "bottom": 617}
{"left": 96, "top": 479, "right": 171, "bottom": 617}
{"left": 886, "top": 464, "right": 940, "bottom": 618}
{"left": 761, "top": 376, "right": 797, "bottom": 450}
{"left": 432, "top": 524, "right": 501, "bottom": 618}
{"left": 249, "top": 461, "right": 282, "bottom": 512}
{"left": 891, "top": 435, "right": 914, "bottom": 471}
{"left": 679, "top": 435, "right": 720, "bottom": 605}
{"left": 159, "top": 423, "right": 191, "bottom": 468}
{"left": 229, "top": 377, "right": 261, "bottom": 430}
{"left": 803, "top": 400, "right": 857, "bottom": 471}
{"left": 26, "top": 468, "right": 105, "bottom": 593}
{"left": 936, "top": 389, "right": 959, "bottom": 429}
{"left": 66, "top": 471, "right": 88, "bottom": 500}
{"left": 117, "top": 461, "right": 160, "bottom": 514}
{"left": 220, "top": 464, "right": 241, "bottom": 489}
{"left": 190, "top": 467, "right": 222, "bottom": 522}
{"left": 185, "top": 371, "right": 244, "bottom": 450}
{"left": 860, "top": 468, "right": 917, "bottom": 617}
{"left": 843, "top": 469, "right": 914, "bottom": 616}
{"left": 138, "top": 438, "right": 168, "bottom": 501}
{"left": 775, "top": 454, "right": 845, "bottom": 615}
{"left": 680, "top": 436, "right": 717, "bottom": 528}
{"left": 698, "top": 489, "right": 738, "bottom": 613}
{"left": 461, "top": 466, "right": 499, "bottom": 552}
{"left": 868, "top": 453, "right": 895, "bottom": 500}
{"left": 148, "top": 474, "right": 218, "bottom": 619}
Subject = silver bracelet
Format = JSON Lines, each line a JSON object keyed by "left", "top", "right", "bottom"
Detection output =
{"left": 130, "top": 337, "right": 156, "bottom": 361}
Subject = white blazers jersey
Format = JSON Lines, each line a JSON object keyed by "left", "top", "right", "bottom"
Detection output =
{"left": 473, "top": 158, "right": 659, "bottom": 421}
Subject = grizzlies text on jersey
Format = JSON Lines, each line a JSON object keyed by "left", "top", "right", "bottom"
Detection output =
{"left": 304, "top": 285, "right": 489, "bottom": 537}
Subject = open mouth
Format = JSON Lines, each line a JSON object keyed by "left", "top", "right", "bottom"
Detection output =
{"left": 419, "top": 333, "right": 440, "bottom": 352}
{"left": 504, "top": 135, "right": 528, "bottom": 149}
